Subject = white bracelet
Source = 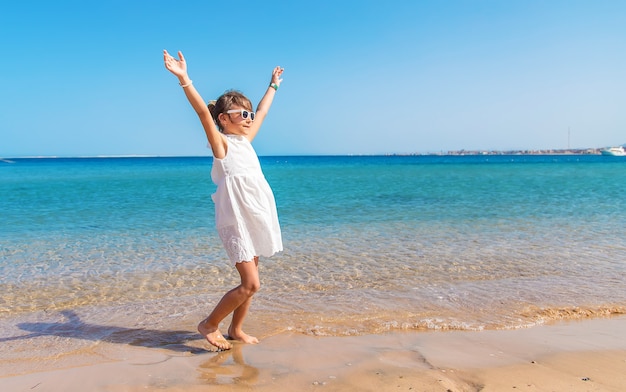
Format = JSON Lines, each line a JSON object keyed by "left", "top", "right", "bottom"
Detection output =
{"left": 180, "top": 80, "right": 193, "bottom": 88}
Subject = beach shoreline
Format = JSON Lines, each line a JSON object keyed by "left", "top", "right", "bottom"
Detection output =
{"left": 3, "top": 155, "right": 625, "bottom": 390}
{"left": 1, "top": 315, "right": 625, "bottom": 391}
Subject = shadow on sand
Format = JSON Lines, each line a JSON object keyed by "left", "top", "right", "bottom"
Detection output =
{"left": 1, "top": 310, "right": 211, "bottom": 354}
{"left": 1, "top": 310, "right": 264, "bottom": 387}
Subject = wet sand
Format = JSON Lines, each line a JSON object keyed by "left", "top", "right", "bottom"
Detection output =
{"left": 1, "top": 316, "right": 625, "bottom": 391}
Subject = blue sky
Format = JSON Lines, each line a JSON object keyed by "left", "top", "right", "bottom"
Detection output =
{"left": 1, "top": 0, "right": 625, "bottom": 157}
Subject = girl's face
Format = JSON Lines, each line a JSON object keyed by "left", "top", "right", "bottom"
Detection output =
{"left": 219, "top": 105, "right": 255, "bottom": 136}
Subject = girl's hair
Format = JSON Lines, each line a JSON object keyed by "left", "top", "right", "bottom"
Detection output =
{"left": 207, "top": 90, "right": 253, "bottom": 132}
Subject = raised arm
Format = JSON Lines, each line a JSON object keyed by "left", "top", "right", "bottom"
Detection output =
{"left": 247, "top": 66, "right": 284, "bottom": 142}
{"left": 163, "top": 50, "right": 226, "bottom": 158}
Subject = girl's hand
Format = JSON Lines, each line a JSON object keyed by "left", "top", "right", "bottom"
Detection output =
{"left": 271, "top": 66, "right": 284, "bottom": 87}
{"left": 163, "top": 50, "right": 187, "bottom": 78}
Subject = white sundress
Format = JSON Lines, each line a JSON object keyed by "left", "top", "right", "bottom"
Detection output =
{"left": 211, "top": 134, "right": 283, "bottom": 264}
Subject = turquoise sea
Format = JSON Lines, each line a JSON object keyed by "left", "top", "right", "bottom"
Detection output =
{"left": 1, "top": 155, "right": 625, "bottom": 349}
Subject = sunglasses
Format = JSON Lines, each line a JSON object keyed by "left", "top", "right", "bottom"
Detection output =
{"left": 226, "top": 109, "right": 255, "bottom": 121}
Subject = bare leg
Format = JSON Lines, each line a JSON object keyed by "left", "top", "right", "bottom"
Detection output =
{"left": 229, "top": 258, "right": 260, "bottom": 344}
{"left": 198, "top": 257, "right": 260, "bottom": 350}
{"left": 198, "top": 293, "right": 234, "bottom": 351}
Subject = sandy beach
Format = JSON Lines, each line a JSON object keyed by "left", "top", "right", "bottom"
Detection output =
{"left": 1, "top": 315, "right": 625, "bottom": 391}
{"left": 2, "top": 156, "right": 626, "bottom": 391}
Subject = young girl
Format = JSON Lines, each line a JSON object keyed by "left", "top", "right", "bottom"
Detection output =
{"left": 163, "top": 50, "right": 283, "bottom": 350}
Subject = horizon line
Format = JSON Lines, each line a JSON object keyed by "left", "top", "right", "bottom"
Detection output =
{"left": 1, "top": 146, "right": 621, "bottom": 161}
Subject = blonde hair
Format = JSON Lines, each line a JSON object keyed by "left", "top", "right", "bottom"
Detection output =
{"left": 207, "top": 90, "right": 253, "bottom": 132}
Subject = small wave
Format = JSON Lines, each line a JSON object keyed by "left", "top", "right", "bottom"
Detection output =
{"left": 520, "top": 305, "right": 626, "bottom": 324}
{"left": 265, "top": 304, "right": 626, "bottom": 337}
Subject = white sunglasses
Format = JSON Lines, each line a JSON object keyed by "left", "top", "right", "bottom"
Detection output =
{"left": 226, "top": 109, "right": 255, "bottom": 121}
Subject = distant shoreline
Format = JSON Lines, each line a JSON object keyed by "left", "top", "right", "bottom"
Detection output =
{"left": 0, "top": 147, "right": 621, "bottom": 160}
{"left": 407, "top": 147, "right": 606, "bottom": 156}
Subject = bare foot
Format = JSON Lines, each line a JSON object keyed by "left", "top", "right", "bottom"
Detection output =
{"left": 228, "top": 327, "right": 259, "bottom": 344}
{"left": 198, "top": 320, "right": 232, "bottom": 350}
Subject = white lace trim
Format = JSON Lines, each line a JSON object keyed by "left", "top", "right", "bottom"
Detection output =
{"left": 217, "top": 224, "right": 282, "bottom": 264}
{"left": 218, "top": 225, "right": 254, "bottom": 264}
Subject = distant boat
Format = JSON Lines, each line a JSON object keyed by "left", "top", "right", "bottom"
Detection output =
{"left": 600, "top": 146, "right": 626, "bottom": 156}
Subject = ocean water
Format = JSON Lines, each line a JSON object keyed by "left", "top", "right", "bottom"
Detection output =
{"left": 1, "top": 155, "right": 625, "bottom": 346}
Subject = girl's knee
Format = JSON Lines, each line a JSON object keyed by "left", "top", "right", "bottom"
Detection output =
{"left": 236, "top": 259, "right": 260, "bottom": 296}
{"left": 241, "top": 281, "right": 260, "bottom": 297}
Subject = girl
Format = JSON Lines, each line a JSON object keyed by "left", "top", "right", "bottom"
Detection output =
{"left": 163, "top": 50, "right": 284, "bottom": 350}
